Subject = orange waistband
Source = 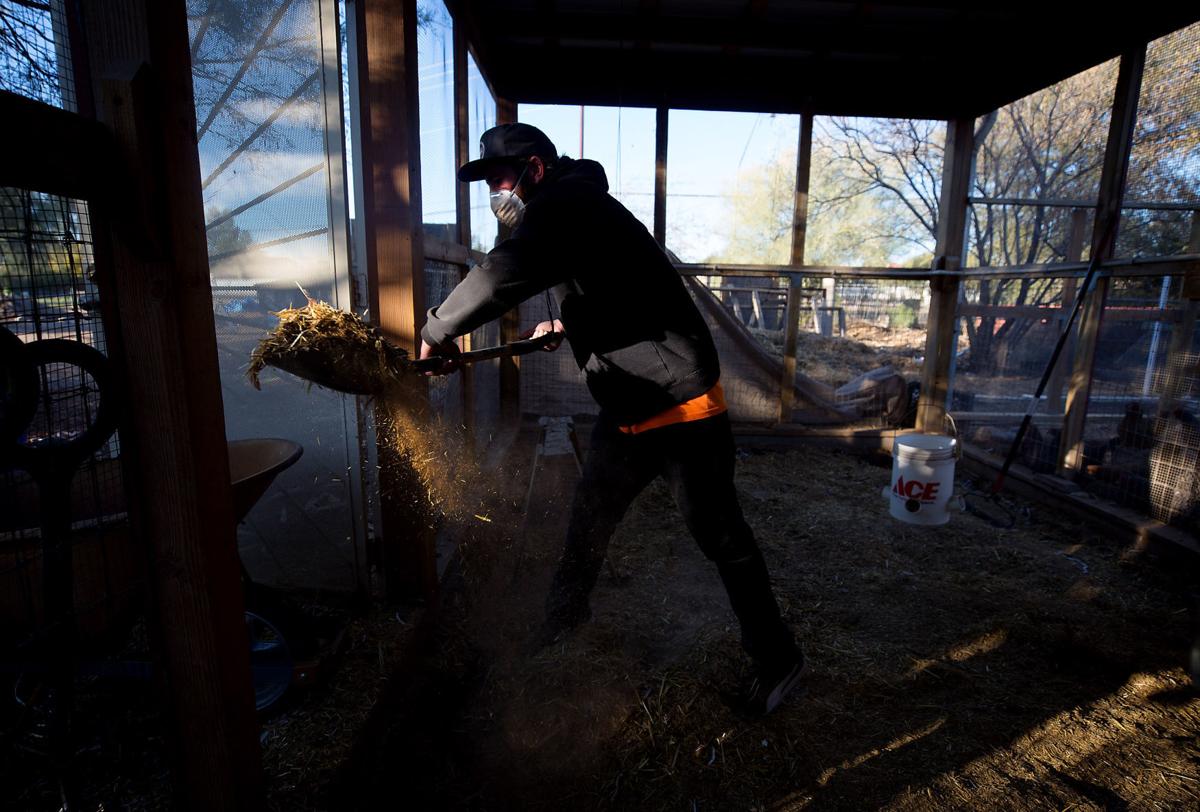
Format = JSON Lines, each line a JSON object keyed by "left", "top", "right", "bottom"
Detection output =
{"left": 618, "top": 382, "right": 727, "bottom": 435}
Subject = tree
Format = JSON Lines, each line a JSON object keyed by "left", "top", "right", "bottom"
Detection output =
{"left": 0, "top": 1, "right": 68, "bottom": 107}
{"left": 686, "top": 23, "right": 1199, "bottom": 376}
{"left": 206, "top": 208, "right": 254, "bottom": 257}
{"left": 0, "top": 189, "right": 89, "bottom": 298}
{"left": 809, "top": 119, "right": 944, "bottom": 268}
{"left": 704, "top": 134, "right": 935, "bottom": 268}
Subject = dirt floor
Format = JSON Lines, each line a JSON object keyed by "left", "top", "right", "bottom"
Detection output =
{"left": 331, "top": 431, "right": 1200, "bottom": 811}
{"left": 5, "top": 432, "right": 1197, "bottom": 810}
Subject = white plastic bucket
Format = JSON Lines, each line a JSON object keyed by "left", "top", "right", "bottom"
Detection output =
{"left": 888, "top": 433, "right": 957, "bottom": 525}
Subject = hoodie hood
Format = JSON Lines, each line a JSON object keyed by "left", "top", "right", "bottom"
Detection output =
{"left": 548, "top": 156, "right": 609, "bottom": 193}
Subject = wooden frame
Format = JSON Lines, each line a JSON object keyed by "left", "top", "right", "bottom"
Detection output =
{"left": 672, "top": 254, "right": 1200, "bottom": 281}
{"left": 1040, "top": 210, "right": 1086, "bottom": 415}
{"left": 0, "top": 90, "right": 116, "bottom": 198}
{"left": 916, "top": 117, "right": 974, "bottom": 433}
{"left": 1060, "top": 49, "right": 1147, "bottom": 473}
{"left": 80, "top": 1, "right": 264, "bottom": 806}
{"left": 654, "top": 105, "right": 668, "bottom": 247}
{"left": 355, "top": 0, "right": 437, "bottom": 601}
{"left": 453, "top": 18, "right": 477, "bottom": 446}
{"left": 778, "top": 112, "right": 813, "bottom": 423}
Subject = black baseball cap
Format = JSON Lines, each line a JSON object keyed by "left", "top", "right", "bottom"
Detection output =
{"left": 457, "top": 123, "right": 558, "bottom": 182}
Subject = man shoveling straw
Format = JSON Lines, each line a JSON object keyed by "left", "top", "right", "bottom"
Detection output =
{"left": 419, "top": 123, "right": 804, "bottom": 717}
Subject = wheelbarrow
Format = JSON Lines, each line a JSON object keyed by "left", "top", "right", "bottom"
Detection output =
{"left": 2, "top": 328, "right": 316, "bottom": 711}
{"left": 227, "top": 437, "right": 307, "bottom": 713}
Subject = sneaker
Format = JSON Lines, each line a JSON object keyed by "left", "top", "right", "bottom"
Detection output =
{"left": 737, "top": 652, "right": 805, "bottom": 717}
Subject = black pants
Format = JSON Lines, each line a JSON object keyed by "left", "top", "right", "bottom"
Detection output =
{"left": 545, "top": 411, "right": 799, "bottom": 669}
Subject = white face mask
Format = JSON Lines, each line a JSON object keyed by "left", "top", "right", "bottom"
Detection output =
{"left": 489, "top": 162, "right": 531, "bottom": 229}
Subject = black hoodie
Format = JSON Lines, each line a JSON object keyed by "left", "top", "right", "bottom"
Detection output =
{"left": 421, "top": 156, "right": 720, "bottom": 425}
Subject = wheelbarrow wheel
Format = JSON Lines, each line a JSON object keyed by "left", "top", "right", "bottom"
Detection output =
{"left": 245, "top": 610, "right": 294, "bottom": 714}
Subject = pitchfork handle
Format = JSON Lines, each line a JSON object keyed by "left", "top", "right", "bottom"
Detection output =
{"left": 412, "top": 331, "right": 564, "bottom": 372}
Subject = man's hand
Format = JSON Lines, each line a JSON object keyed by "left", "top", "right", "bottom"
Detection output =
{"left": 519, "top": 319, "right": 565, "bottom": 352}
{"left": 418, "top": 338, "right": 462, "bottom": 376}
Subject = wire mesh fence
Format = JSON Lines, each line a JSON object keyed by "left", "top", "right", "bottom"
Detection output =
{"left": 1, "top": 187, "right": 136, "bottom": 653}
{"left": 1074, "top": 280, "right": 1200, "bottom": 530}
{"left": 425, "top": 259, "right": 464, "bottom": 427}
{"left": 507, "top": 273, "right": 922, "bottom": 429}
{"left": 0, "top": 0, "right": 77, "bottom": 111}
{"left": 949, "top": 272, "right": 1200, "bottom": 535}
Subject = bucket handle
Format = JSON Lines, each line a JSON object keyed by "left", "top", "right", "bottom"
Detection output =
{"left": 943, "top": 412, "right": 962, "bottom": 461}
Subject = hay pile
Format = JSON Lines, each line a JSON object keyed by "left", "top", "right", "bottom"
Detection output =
{"left": 791, "top": 330, "right": 920, "bottom": 383}
{"left": 339, "top": 441, "right": 1200, "bottom": 811}
{"left": 247, "top": 298, "right": 411, "bottom": 395}
{"left": 750, "top": 325, "right": 922, "bottom": 385}
{"left": 247, "top": 297, "right": 490, "bottom": 525}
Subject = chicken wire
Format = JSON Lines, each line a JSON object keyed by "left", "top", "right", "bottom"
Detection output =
{"left": 0, "top": 0, "right": 76, "bottom": 111}
{"left": 1075, "top": 279, "right": 1199, "bottom": 528}
{"left": 511, "top": 274, "right": 917, "bottom": 428}
{"left": 952, "top": 277, "right": 1079, "bottom": 474}
{"left": 0, "top": 188, "right": 135, "bottom": 651}
{"left": 949, "top": 272, "right": 1200, "bottom": 531}
{"left": 425, "top": 259, "right": 464, "bottom": 427}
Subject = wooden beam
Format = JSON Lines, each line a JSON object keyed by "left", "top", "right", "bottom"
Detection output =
{"left": 356, "top": 0, "right": 436, "bottom": 601}
{"left": 496, "top": 97, "right": 521, "bottom": 425}
{"left": 671, "top": 255, "right": 1200, "bottom": 281}
{"left": 453, "top": 26, "right": 473, "bottom": 253}
{"left": 1043, "top": 209, "right": 1085, "bottom": 413}
{"left": 441, "top": 0, "right": 503, "bottom": 104}
{"left": 959, "top": 446, "right": 1200, "bottom": 559}
{"left": 969, "top": 195, "right": 1199, "bottom": 212}
{"left": 654, "top": 105, "right": 668, "bottom": 247}
{"left": 957, "top": 303, "right": 1182, "bottom": 323}
{"left": 0, "top": 90, "right": 117, "bottom": 200}
{"left": 80, "top": 1, "right": 263, "bottom": 807}
{"left": 453, "top": 19, "right": 476, "bottom": 447}
{"left": 790, "top": 112, "right": 812, "bottom": 266}
{"left": 779, "top": 112, "right": 812, "bottom": 424}
{"left": 916, "top": 116, "right": 974, "bottom": 433}
{"left": 1060, "top": 48, "right": 1146, "bottom": 474}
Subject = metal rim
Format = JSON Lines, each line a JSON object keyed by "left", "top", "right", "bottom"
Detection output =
{"left": 245, "top": 610, "right": 293, "bottom": 713}
{"left": 0, "top": 327, "right": 39, "bottom": 453}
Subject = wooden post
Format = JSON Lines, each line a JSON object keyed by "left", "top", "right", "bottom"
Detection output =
{"left": 1158, "top": 212, "right": 1200, "bottom": 417}
{"left": 916, "top": 117, "right": 974, "bottom": 433}
{"left": 356, "top": 0, "right": 436, "bottom": 601}
{"left": 452, "top": 20, "right": 475, "bottom": 446}
{"left": 654, "top": 105, "right": 668, "bottom": 248}
{"left": 81, "top": 1, "right": 263, "bottom": 807}
{"left": 778, "top": 112, "right": 813, "bottom": 424}
{"left": 1045, "top": 208, "right": 1088, "bottom": 413}
{"left": 1060, "top": 49, "right": 1146, "bottom": 473}
{"left": 496, "top": 96, "right": 522, "bottom": 425}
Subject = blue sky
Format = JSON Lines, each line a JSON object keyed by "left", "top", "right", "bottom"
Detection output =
{"left": 414, "top": 0, "right": 802, "bottom": 262}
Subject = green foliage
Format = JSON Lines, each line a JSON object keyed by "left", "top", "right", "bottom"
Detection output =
{"left": 892, "top": 300, "right": 920, "bottom": 329}
{"left": 0, "top": 189, "right": 87, "bottom": 296}
{"left": 206, "top": 209, "right": 254, "bottom": 257}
